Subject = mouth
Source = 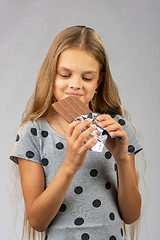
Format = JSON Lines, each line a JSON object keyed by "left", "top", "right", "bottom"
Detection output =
{"left": 66, "top": 93, "right": 83, "bottom": 98}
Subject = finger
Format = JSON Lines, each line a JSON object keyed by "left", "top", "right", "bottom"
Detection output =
{"left": 96, "top": 116, "right": 115, "bottom": 128}
{"left": 84, "top": 134, "right": 93, "bottom": 142}
{"left": 67, "top": 120, "right": 81, "bottom": 137}
{"left": 72, "top": 118, "right": 92, "bottom": 140}
{"left": 96, "top": 114, "right": 112, "bottom": 122}
{"left": 105, "top": 123, "right": 122, "bottom": 133}
{"left": 81, "top": 136, "right": 98, "bottom": 152}
{"left": 77, "top": 124, "right": 97, "bottom": 144}
{"left": 109, "top": 129, "right": 128, "bottom": 141}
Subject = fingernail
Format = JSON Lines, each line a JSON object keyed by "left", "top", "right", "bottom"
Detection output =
{"left": 109, "top": 132, "right": 114, "bottom": 138}
{"left": 91, "top": 124, "right": 97, "bottom": 129}
{"left": 87, "top": 118, "right": 92, "bottom": 123}
{"left": 96, "top": 115, "right": 102, "bottom": 120}
{"left": 93, "top": 136, "right": 98, "bottom": 141}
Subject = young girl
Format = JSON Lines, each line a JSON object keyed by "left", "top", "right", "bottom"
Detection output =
{"left": 10, "top": 25, "right": 143, "bottom": 240}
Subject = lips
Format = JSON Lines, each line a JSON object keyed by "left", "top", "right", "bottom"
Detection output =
{"left": 66, "top": 92, "right": 83, "bottom": 97}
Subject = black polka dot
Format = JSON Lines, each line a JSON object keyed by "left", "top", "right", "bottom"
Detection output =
{"left": 110, "top": 113, "right": 116, "bottom": 118}
{"left": 41, "top": 131, "right": 48, "bottom": 138}
{"left": 81, "top": 233, "right": 90, "bottom": 240}
{"left": 121, "top": 228, "right": 123, "bottom": 237}
{"left": 92, "top": 199, "right": 101, "bottom": 208}
{"left": 41, "top": 158, "right": 49, "bottom": 166}
{"left": 16, "top": 134, "right": 20, "bottom": 142}
{"left": 114, "top": 163, "right": 117, "bottom": 171}
{"left": 109, "top": 212, "right": 115, "bottom": 221}
{"left": 44, "top": 234, "right": 48, "bottom": 240}
{"left": 56, "top": 142, "right": 64, "bottom": 149}
{"left": 105, "top": 181, "right": 111, "bottom": 190}
{"left": 59, "top": 203, "right": 66, "bottom": 212}
{"left": 31, "top": 128, "right": 37, "bottom": 136}
{"left": 105, "top": 151, "right": 112, "bottom": 159}
{"left": 90, "top": 169, "right": 98, "bottom": 177}
{"left": 128, "top": 145, "right": 135, "bottom": 153}
{"left": 74, "top": 186, "right": 83, "bottom": 194}
{"left": 118, "top": 119, "right": 126, "bottom": 126}
{"left": 74, "top": 217, "right": 84, "bottom": 226}
{"left": 26, "top": 151, "right": 35, "bottom": 159}
{"left": 109, "top": 236, "right": 116, "bottom": 240}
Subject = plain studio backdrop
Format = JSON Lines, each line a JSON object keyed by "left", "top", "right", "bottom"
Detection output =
{"left": 0, "top": 0, "right": 159, "bottom": 239}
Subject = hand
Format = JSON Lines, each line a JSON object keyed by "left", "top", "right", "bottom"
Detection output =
{"left": 96, "top": 115, "right": 129, "bottom": 164}
{"left": 64, "top": 119, "right": 98, "bottom": 174}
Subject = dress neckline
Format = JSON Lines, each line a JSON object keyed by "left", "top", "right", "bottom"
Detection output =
{"left": 43, "top": 118, "right": 66, "bottom": 140}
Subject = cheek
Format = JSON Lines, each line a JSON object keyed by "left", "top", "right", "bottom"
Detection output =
{"left": 85, "top": 84, "right": 97, "bottom": 100}
{"left": 54, "top": 78, "right": 65, "bottom": 91}
{"left": 88, "top": 81, "right": 97, "bottom": 93}
{"left": 53, "top": 80, "right": 60, "bottom": 96}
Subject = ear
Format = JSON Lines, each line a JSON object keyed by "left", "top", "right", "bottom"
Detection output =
{"left": 97, "top": 71, "right": 104, "bottom": 87}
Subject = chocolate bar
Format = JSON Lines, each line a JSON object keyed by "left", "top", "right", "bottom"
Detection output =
{"left": 52, "top": 96, "right": 122, "bottom": 152}
{"left": 52, "top": 96, "right": 91, "bottom": 123}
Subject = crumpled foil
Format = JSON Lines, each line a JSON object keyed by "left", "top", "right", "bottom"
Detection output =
{"left": 74, "top": 113, "right": 110, "bottom": 152}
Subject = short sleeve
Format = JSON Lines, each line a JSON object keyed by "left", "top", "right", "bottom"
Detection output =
{"left": 10, "top": 121, "right": 42, "bottom": 165}
{"left": 114, "top": 115, "right": 143, "bottom": 155}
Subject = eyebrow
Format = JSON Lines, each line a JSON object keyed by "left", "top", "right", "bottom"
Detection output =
{"left": 57, "top": 67, "right": 97, "bottom": 74}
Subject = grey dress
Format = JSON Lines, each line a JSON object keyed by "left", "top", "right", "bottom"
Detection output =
{"left": 10, "top": 114, "right": 142, "bottom": 240}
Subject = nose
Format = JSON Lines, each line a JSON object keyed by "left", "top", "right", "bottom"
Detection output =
{"left": 68, "top": 77, "right": 82, "bottom": 90}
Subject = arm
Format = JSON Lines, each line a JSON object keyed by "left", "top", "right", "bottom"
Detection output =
{"left": 96, "top": 115, "right": 141, "bottom": 224}
{"left": 116, "top": 153, "right": 141, "bottom": 224}
{"left": 18, "top": 158, "right": 75, "bottom": 232}
{"left": 18, "top": 119, "right": 98, "bottom": 232}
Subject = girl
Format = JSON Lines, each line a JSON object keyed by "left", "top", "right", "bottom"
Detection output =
{"left": 10, "top": 25, "right": 143, "bottom": 240}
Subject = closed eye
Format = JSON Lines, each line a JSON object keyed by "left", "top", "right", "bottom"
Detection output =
{"left": 83, "top": 77, "right": 93, "bottom": 81}
{"left": 59, "top": 74, "right": 69, "bottom": 78}
{"left": 59, "top": 74, "right": 92, "bottom": 81}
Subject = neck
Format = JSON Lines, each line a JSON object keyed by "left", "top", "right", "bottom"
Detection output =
{"left": 54, "top": 112, "right": 68, "bottom": 124}
{"left": 46, "top": 112, "right": 68, "bottom": 137}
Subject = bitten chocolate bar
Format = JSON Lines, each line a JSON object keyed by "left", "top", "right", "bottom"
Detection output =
{"left": 52, "top": 96, "right": 109, "bottom": 152}
{"left": 52, "top": 96, "right": 121, "bottom": 152}
{"left": 52, "top": 96, "right": 91, "bottom": 123}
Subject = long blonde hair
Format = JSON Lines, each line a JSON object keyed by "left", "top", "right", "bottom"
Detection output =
{"left": 11, "top": 25, "right": 145, "bottom": 240}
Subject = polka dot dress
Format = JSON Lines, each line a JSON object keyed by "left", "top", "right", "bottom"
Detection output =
{"left": 10, "top": 115, "right": 142, "bottom": 240}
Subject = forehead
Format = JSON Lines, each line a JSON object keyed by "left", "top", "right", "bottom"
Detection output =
{"left": 57, "top": 48, "right": 100, "bottom": 72}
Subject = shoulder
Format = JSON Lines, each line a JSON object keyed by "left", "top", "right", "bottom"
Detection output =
{"left": 10, "top": 119, "right": 47, "bottom": 165}
{"left": 110, "top": 114, "right": 136, "bottom": 137}
{"left": 109, "top": 114, "right": 134, "bottom": 132}
{"left": 17, "top": 118, "right": 46, "bottom": 137}
{"left": 14, "top": 118, "right": 50, "bottom": 148}
{"left": 110, "top": 114, "right": 127, "bottom": 125}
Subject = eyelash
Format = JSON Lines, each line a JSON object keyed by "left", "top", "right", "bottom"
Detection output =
{"left": 59, "top": 74, "right": 92, "bottom": 81}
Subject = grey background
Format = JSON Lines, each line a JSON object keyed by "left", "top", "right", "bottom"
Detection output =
{"left": 1, "top": 0, "right": 159, "bottom": 239}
